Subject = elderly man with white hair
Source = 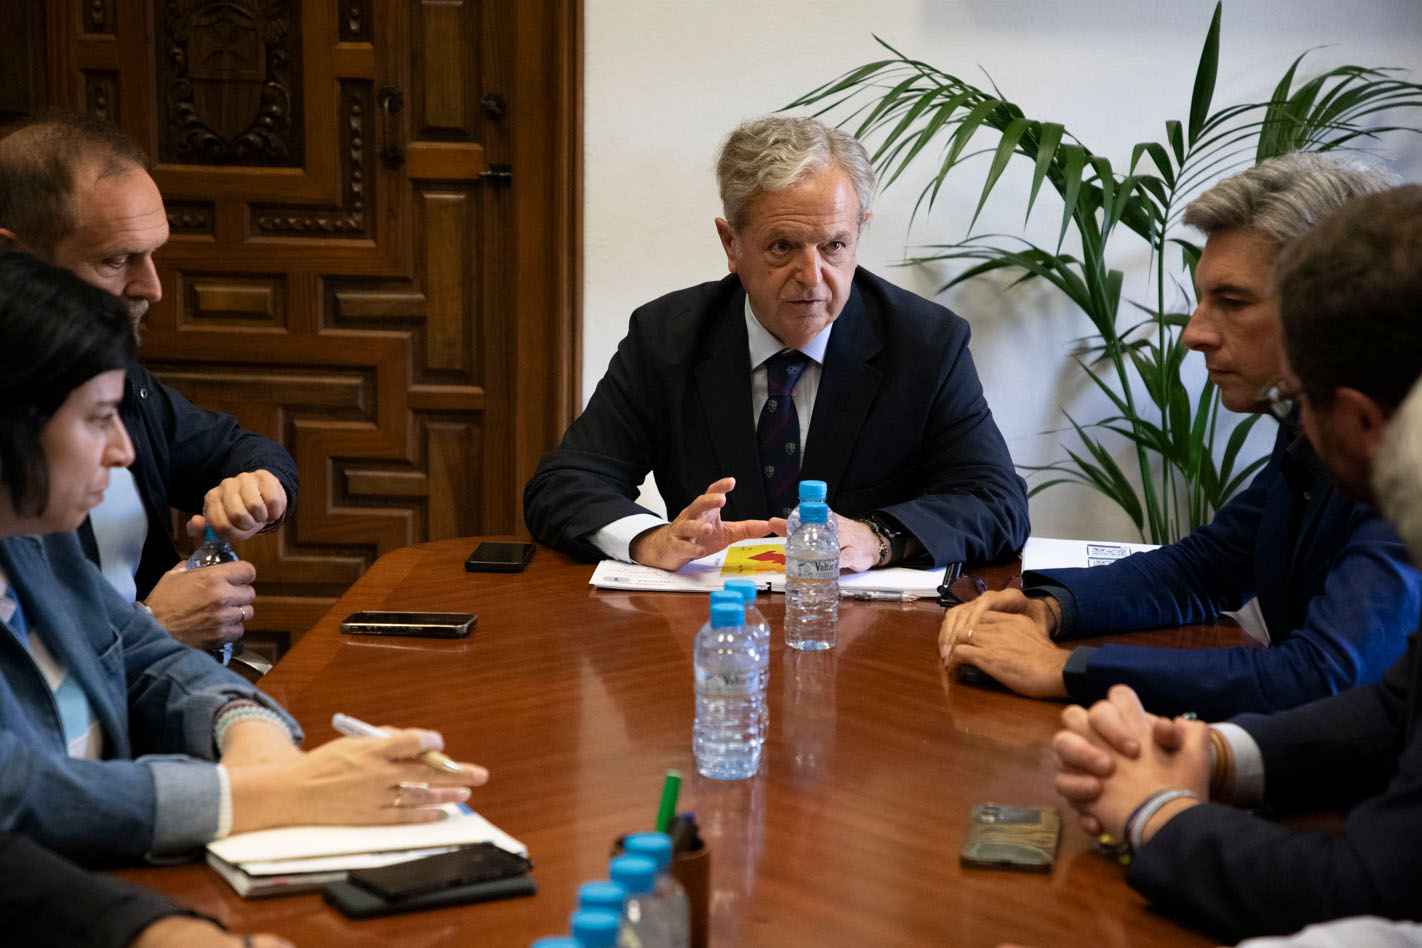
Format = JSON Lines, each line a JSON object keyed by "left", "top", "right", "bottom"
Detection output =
{"left": 525, "top": 115, "right": 1028, "bottom": 572}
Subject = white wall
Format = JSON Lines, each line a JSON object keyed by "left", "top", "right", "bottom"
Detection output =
{"left": 583, "top": 0, "right": 1422, "bottom": 540}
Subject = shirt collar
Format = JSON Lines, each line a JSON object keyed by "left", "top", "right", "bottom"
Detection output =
{"left": 744, "top": 296, "right": 832, "bottom": 369}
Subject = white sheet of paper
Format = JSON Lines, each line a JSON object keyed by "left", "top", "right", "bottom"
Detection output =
{"left": 589, "top": 537, "right": 945, "bottom": 597}
{"left": 207, "top": 803, "right": 525, "bottom": 867}
{"left": 1021, "top": 536, "right": 1159, "bottom": 572}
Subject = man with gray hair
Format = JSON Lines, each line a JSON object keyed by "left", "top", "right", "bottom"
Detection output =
{"left": 525, "top": 115, "right": 1028, "bottom": 570}
{"left": 940, "top": 154, "right": 1420, "bottom": 719}
{"left": 1050, "top": 184, "right": 1422, "bottom": 942}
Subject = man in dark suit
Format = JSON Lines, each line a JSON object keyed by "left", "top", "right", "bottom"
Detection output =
{"left": 1050, "top": 185, "right": 1422, "bottom": 942}
{"left": 939, "top": 155, "right": 1419, "bottom": 719}
{"left": 525, "top": 116, "right": 1028, "bottom": 571}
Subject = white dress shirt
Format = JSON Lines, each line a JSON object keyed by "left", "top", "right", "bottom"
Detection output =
{"left": 590, "top": 298, "right": 834, "bottom": 562}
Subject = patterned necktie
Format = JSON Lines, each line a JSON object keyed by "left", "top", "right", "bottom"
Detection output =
{"left": 757, "top": 349, "right": 812, "bottom": 519}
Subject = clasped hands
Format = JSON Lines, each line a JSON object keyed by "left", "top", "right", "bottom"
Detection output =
{"left": 144, "top": 469, "right": 287, "bottom": 651}
{"left": 629, "top": 475, "right": 881, "bottom": 572}
{"left": 1052, "top": 684, "right": 1211, "bottom": 844}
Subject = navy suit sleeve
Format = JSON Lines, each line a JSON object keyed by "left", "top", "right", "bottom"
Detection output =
{"left": 1124, "top": 638, "right": 1422, "bottom": 941}
{"left": 0, "top": 833, "right": 200, "bottom": 948}
{"left": 1032, "top": 458, "right": 1271, "bottom": 636}
{"left": 1060, "top": 513, "right": 1420, "bottom": 717}
{"left": 878, "top": 332, "right": 1029, "bottom": 566}
{"left": 135, "top": 362, "right": 299, "bottom": 521}
{"left": 524, "top": 313, "right": 662, "bottom": 559}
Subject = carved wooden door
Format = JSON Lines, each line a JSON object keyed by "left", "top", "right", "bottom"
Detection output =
{"left": 37, "top": 1, "right": 580, "bottom": 645}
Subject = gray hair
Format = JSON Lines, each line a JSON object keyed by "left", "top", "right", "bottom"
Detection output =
{"left": 716, "top": 116, "right": 876, "bottom": 231}
{"left": 1373, "top": 375, "right": 1422, "bottom": 558}
{"left": 1182, "top": 152, "right": 1397, "bottom": 245}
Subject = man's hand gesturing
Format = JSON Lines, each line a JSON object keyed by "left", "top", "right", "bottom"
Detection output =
{"left": 630, "top": 476, "right": 771, "bottom": 570}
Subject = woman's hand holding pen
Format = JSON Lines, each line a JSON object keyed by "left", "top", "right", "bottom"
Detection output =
{"left": 226, "top": 728, "right": 489, "bottom": 834}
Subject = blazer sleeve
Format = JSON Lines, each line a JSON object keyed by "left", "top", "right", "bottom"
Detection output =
{"left": 0, "top": 832, "right": 202, "bottom": 948}
{"left": 1057, "top": 511, "right": 1420, "bottom": 718}
{"left": 1124, "top": 638, "right": 1422, "bottom": 942}
{"left": 1029, "top": 456, "right": 1273, "bottom": 635}
{"left": 134, "top": 362, "right": 299, "bottom": 521}
{"left": 524, "top": 312, "right": 663, "bottom": 559}
{"left": 878, "top": 329, "right": 1029, "bottom": 566}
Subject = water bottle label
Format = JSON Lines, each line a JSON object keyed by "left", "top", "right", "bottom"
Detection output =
{"left": 698, "top": 670, "right": 752, "bottom": 693}
{"left": 786, "top": 557, "right": 837, "bottom": 580}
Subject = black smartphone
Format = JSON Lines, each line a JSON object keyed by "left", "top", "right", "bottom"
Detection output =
{"left": 348, "top": 844, "right": 532, "bottom": 901}
{"left": 465, "top": 541, "right": 535, "bottom": 573}
{"left": 960, "top": 804, "right": 1060, "bottom": 872}
{"left": 339, "top": 611, "right": 476, "bottom": 638}
{"left": 324, "top": 875, "right": 535, "bottom": 919}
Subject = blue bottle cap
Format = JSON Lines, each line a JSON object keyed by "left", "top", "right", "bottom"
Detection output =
{"left": 798, "top": 480, "right": 828, "bottom": 502}
{"left": 530, "top": 939, "right": 579, "bottom": 948}
{"left": 709, "top": 590, "right": 742, "bottom": 608}
{"left": 709, "top": 601, "right": 744, "bottom": 629}
{"left": 799, "top": 501, "right": 829, "bottom": 524}
{"left": 723, "top": 578, "right": 758, "bottom": 604}
{"left": 608, "top": 854, "right": 657, "bottom": 895}
{"left": 570, "top": 909, "right": 621, "bottom": 948}
{"left": 577, "top": 880, "right": 627, "bottom": 914}
{"left": 623, "top": 832, "right": 674, "bottom": 871}
{"left": 203, "top": 525, "right": 222, "bottom": 544}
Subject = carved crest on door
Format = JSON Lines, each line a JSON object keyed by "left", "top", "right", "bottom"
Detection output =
{"left": 158, "top": 0, "right": 303, "bottom": 165}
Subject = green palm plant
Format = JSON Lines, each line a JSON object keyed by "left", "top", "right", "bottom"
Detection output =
{"left": 786, "top": 2, "right": 1422, "bottom": 543}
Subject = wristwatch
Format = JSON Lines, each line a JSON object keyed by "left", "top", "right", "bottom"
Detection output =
{"left": 860, "top": 513, "right": 908, "bottom": 567}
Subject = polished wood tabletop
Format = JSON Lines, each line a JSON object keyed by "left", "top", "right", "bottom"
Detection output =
{"left": 117, "top": 539, "right": 1249, "bottom": 947}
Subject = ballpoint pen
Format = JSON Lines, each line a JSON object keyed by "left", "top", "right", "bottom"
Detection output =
{"left": 841, "top": 589, "right": 918, "bottom": 602}
{"left": 331, "top": 712, "right": 465, "bottom": 774}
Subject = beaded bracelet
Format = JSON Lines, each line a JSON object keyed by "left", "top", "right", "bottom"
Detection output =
{"left": 1125, "top": 788, "right": 1198, "bottom": 852}
{"left": 214, "top": 701, "right": 292, "bottom": 754}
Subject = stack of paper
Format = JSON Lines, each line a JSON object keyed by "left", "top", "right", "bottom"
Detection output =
{"left": 206, "top": 803, "right": 526, "bottom": 898}
{"left": 1020, "top": 536, "right": 1159, "bottom": 571}
{"left": 589, "top": 537, "right": 946, "bottom": 599}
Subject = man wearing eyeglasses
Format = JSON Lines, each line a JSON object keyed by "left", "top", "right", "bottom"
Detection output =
{"left": 939, "top": 154, "right": 1422, "bottom": 719}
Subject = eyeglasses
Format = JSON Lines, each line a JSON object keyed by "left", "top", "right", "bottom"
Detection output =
{"left": 1259, "top": 381, "right": 1298, "bottom": 422}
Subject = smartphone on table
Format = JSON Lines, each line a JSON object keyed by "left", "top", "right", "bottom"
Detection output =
{"left": 339, "top": 611, "right": 476, "bottom": 638}
{"left": 959, "top": 804, "right": 1060, "bottom": 872}
{"left": 464, "top": 541, "right": 535, "bottom": 573}
{"left": 324, "top": 844, "right": 535, "bottom": 919}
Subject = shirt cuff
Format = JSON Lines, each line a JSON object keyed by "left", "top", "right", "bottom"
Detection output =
{"left": 590, "top": 513, "right": 669, "bottom": 563}
{"left": 215, "top": 764, "right": 233, "bottom": 839}
{"left": 1213, "top": 722, "right": 1266, "bottom": 806}
{"left": 144, "top": 758, "right": 223, "bottom": 860}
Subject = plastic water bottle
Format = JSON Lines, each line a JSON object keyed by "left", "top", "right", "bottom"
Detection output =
{"left": 570, "top": 910, "right": 622, "bottom": 948}
{"left": 785, "top": 501, "right": 838, "bottom": 651}
{"left": 721, "top": 581, "right": 771, "bottom": 735}
{"left": 721, "top": 579, "right": 770, "bottom": 650}
{"left": 693, "top": 599, "right": 766, "bottom": 780}
{"left": 610, "top": 854, "right": 668, "bottom": 947}
{"left": 186, "top": 525, "right": 239, "bottom": 664}
{"left": 577, "top": 881, "right": 630, "bottom": 946}
{"left": 622, "top": 833, "right": 689, "bottom": 948}
{"left": 784, "top": 479, "right": 834, "bottom": 543}
{"left": 530, "top": 939, "right": 579, "bottom": 948}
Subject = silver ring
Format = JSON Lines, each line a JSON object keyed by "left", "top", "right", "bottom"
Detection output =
{"left": 964, "top": 627, "right": 974, "bottom": 644}
{"left": 242, "top": 605, "right": 252, "bottom": 622}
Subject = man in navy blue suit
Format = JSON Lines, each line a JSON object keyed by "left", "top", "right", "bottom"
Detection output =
{"left": 525, "top": 116, "right": 1028, "bottom": 572}
{"left": 940, "top": 155, "right": 1421, "bottom": 719}
{"left": 1050, "top": 185, "right": 1422, "bottom": 942}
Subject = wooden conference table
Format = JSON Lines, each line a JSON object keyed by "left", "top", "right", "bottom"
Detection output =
{"left": 118, "top": 538, "right": 1249, "bottom": 947}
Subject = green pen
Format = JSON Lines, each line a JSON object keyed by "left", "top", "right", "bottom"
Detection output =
{"left": 655, "top": 769, "right": 682, "bottom": 833}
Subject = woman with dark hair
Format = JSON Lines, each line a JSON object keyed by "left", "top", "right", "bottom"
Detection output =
{"left": 0, "top": 253, "right": 489, "bottom": 870}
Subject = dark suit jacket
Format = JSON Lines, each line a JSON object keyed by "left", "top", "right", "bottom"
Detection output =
{"left": 76, "top": 358, "right": 300, "bottom": 600}
{"left": 1028, "top": 424, "right": 1420, "bottom": 718}
{"left": 1129, "top": 626, "right": 1422, "bottom": 941}
{"left": 524, "top": 268, "right": 1029, "bottom": 566}
{"left": 0, "top": 832, "right": 198, "bottom": 947}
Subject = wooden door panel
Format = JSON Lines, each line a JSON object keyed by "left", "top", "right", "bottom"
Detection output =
{"left": 29, "top": 0, "right": 578, "bottom": 647}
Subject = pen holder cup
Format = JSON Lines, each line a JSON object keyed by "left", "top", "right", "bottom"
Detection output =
{"left": 670, "top": 845, "right": 711, "bottom": 948}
